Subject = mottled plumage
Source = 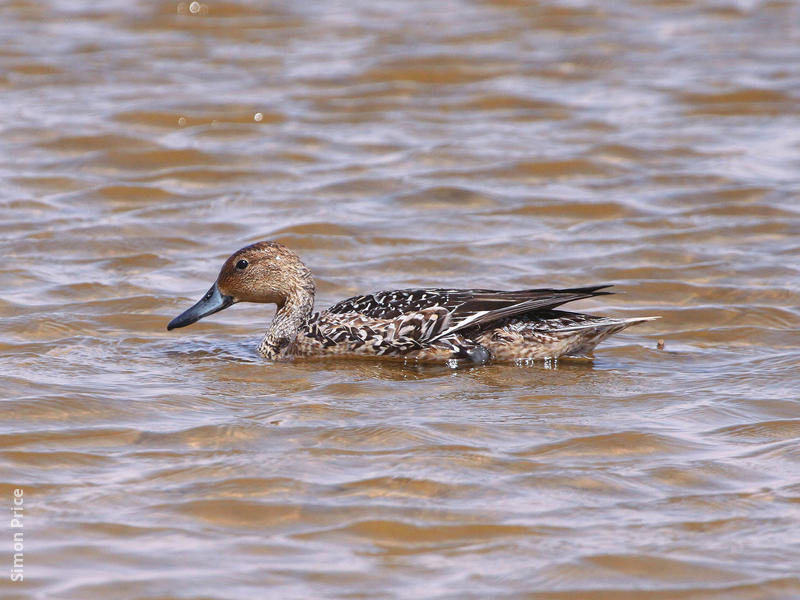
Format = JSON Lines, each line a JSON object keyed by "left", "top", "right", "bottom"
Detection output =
{"left": 167, "top": 241, "right": 657, "bottom": 364}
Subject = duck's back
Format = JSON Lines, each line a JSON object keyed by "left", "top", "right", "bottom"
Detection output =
{"left": 290, "top": 286, "right": 652, "bottom": 362}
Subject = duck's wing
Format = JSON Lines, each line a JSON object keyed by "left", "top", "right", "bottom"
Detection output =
{"left": 325, "top": 286, "right": 612, "bottom": 345}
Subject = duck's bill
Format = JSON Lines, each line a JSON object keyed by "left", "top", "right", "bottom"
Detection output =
{"left": 167, "top": 283, "right": 234, "bottom": 330}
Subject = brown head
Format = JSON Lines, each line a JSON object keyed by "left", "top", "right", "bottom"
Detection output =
{"left": 167, "top": 241, "right": 315, "bottom": 330}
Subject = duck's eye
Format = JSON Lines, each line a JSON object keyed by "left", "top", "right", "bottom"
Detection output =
{"left": 235, "top": 259, "right": 249, "bottom": 270}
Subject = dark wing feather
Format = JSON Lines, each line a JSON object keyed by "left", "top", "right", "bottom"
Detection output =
{"left": 429, "top": 285, "right": 612, "bottom": 341}
{"left": 325, "top": 285, "right": 613, "bottom": 346}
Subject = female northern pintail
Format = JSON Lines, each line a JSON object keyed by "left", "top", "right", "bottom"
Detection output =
{"left": 167, "top": 241, "right": 656, "bottom": 364}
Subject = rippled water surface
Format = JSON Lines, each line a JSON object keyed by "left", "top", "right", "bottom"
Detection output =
{"left": 2, "top": 1, "right": 800, "bottom": 598}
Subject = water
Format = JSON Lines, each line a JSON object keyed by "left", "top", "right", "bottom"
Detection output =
{"left": 1, "top": 1, "right": 800, "bottom": 598}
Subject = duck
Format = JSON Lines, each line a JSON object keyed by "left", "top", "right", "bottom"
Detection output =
{"left": 166, "top": 241, "right": 656, "bottom": 364}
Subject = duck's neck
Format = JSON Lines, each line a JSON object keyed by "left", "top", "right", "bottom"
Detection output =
{"left": 258, "top": 277, "right": 315, "bottom": 360}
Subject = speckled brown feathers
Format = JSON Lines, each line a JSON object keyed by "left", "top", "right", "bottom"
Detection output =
{"left": 167, "top": 241, "right": 657, "bottom": 364}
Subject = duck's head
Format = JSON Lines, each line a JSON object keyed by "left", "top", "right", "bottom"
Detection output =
{"left": 167, "top": 241, "right": 313, "bottom": 330}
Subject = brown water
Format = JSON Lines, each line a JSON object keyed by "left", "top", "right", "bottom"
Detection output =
{"left": 2, "top": 1, "right": 800, "bottom": 598}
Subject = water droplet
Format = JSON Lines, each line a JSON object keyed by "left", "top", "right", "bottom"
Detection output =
{"left": 254, "top": 112, "right": 263, "bottom": 122}
{"left": 189, "top": 1, "right": 201, "bottom": 14}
